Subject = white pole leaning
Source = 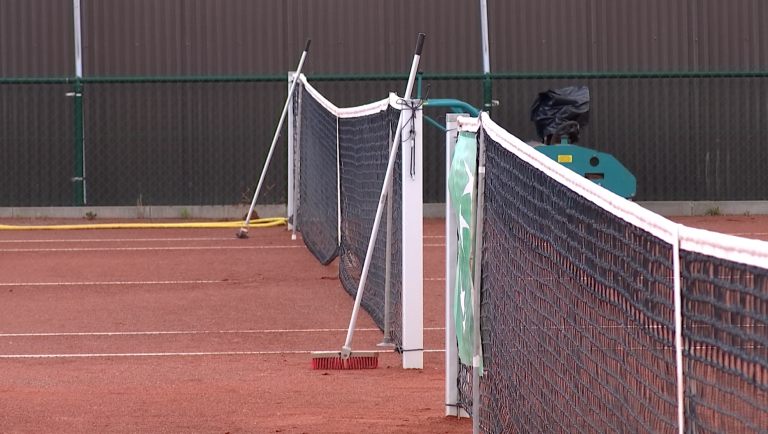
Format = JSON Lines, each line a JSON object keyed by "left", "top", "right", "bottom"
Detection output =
{"left": 340, "top": 33, "right": 426, "bottom": 360}
{"left": 237, "top": 39, "right": 312, "bottom": 238}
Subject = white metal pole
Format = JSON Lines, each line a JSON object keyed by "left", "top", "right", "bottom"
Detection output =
{"left": 445, "top": 113, "right": 468, "bottom": 417}
{"left": 479, "top": 0, "right": 491, "bottom": 74}
{"left": 287, "top": 71, "right": 296, "bottom": 232}
{"left": 340, "top": 33, "right": 426, "bottom": 360}
{"left": 73, "top": 0, "right": 83, "bottom": 77}
{"left": 400, "top": 104, "right": 424, "bottom": 369}
{"left": 238, "top": 39, "right": 311, "bottom": 238}
{"left": 479, "top": 0, "right": 493, "bottom": 115}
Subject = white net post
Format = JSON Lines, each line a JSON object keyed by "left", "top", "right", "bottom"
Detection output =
{"left": 400, "top": 99, "right": 424, "bottom": 370}
{"left": 287, "top": 71, "right": 296, "bottom": 231}
{"left": 444, "top": 113, "right": 468, "bottom": 416}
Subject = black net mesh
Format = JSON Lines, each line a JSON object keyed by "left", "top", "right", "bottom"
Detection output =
{"left": 458, "top": 126, "right": 679, "bottom": 432}
{"left": 338, "top": 107, "right": 403, "bottom": 347}
{"left": 294, "top": 83, "right": 340, "bottom": 265}
{"left": 292, "top": 81, "right": 404, "bottom": 348}
{"left": 680, "top": 251, "right": 768, "bottom": 433}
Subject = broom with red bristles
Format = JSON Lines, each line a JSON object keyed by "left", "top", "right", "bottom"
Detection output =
{"left": 311, "top": 32, "right": 426, "bottom": 370}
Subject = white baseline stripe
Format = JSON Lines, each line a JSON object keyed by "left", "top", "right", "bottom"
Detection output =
{"left": 0, "top": 280, "right": 222, "bottom": 287}
{"left": 0, "top": 349, "right": 447, "bottom": 359}
{"left": 0, "top": 327, "right": 445, "bottom": 338}
{"left": 424, "top": 243, "right": 446, "bottom": 247}
{"left": 0, "top": 245, "right": 301, "bottom": 252}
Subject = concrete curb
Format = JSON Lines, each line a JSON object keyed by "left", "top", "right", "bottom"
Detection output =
{"left": 3, "top": 201, "right": 767, "bottom": 220}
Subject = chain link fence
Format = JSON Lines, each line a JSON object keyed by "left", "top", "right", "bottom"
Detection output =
{"left": 2, "top": 73, "right": 767, "bottom": 207}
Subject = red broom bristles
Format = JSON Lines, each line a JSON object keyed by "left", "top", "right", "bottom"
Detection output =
{"left": 311, "top": 356, "right": 378, "bottom": 370}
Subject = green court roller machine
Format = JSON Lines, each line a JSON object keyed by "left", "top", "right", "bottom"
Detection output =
{"left": 527, "top": 86, "right": 636, "bottom": 200}
{"left": 420, "top": 83, "right": 636, "bottom": 200}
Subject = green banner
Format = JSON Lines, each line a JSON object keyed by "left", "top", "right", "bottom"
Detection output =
{"left": 448, "top": 131, "right": 482, "bottom": 373}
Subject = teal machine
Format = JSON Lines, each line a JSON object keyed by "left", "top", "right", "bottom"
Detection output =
{"left": 419, "top": 82, "right": 637, "bottom": 199}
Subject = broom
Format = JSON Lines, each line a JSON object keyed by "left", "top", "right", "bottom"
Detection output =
{"left": 311, "top": 32, "right": 426, "bottom": 370}
{"left": 237, "top": 38, "right": 312, "bottom": 239}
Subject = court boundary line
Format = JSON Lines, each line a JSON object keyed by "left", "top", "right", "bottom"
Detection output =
{"left": 0, "top": 246, "right": 303, "bottom": 253}
{"left": 0, "top": 327, "right": 445, "bottom": 338}
{"left": 2, "top": 235, "right": 446, "bottom": 244}
{"left": 0, "top": 349, "right": 447, "bottom": 359}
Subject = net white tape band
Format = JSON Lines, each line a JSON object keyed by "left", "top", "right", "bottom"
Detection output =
{"left": 298, "top": 75, "right": 401, "bottom": 119}
{"left": 458, "top": 113, "right": 768, "bottom": 269}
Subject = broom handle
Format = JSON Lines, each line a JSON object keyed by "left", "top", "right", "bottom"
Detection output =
{"left": 243, "top": 39, "right": 311, "bottom": 228}
{"left": 342, "top": 33, "right": 425, "bottom": 357}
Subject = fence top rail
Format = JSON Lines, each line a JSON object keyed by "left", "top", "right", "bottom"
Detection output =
{"left": 3, "top": 70, "right": 768, "bottom": 84}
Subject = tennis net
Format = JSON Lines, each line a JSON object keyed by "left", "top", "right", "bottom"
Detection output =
{"left": 289, "top": 75, "right": 411, "bottom": 352}
{"left": 449, "top": 113, "right": 768, "bottom": 432}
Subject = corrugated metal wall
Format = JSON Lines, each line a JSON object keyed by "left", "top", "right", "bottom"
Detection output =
{"left": 3, "top": 0, "right": 768, "bottom": 205}
{"left": 73, "top": 0, "right": 768, "bottom": 76}
{"left": 80, "top": 0, "right": 481, "bottom": 76}
{"left": 0, "top": 0, "right": 74, "bottom": 77}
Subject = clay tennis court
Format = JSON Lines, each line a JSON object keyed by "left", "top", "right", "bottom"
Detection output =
{"left": 1, "top": 214, "right": 766, "bottom": 433}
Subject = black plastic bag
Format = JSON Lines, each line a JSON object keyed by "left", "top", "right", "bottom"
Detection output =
{"left": 530, "top": 86, "right": 590, "bottom": 143}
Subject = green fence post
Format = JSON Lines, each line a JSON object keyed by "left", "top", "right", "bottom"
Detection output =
{"left": 73, "top": 79, "right": 85, "bottom": 206}
{"left": 482, "top": 73, "right": 492, "bottom": 115}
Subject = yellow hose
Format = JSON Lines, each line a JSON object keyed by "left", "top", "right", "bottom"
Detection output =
{"left": 0, "top": 217, "right": 287, "bottom": 231}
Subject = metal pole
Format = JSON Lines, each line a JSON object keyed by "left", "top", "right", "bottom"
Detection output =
{"left": 72, "top": 0, "right": 86, "bottom": 205}
{"left": 340, "top": 33, "right": 426, "bottom": 359}
{"left": 238, "top": 39, "right": 311, "bottom": 238}
{"left": 471, "top": 124, "right": 488, "bottom": 434}
{"left": 378, "top": 127, "right": 395, "bottom": 348}
{"left": 479, "top": 0, "right": 493, "bottom": 114}
{"left": 291, "top": 82, "right": 303, "bottom": 241}
{"left": 445, "top": 113, "right": 466, "bottom": 417}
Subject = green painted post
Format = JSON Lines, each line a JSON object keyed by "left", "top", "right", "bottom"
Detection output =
{"left": 73, "top": 80, "right": 85, "bottom": 206}
{"left": 482, "top": 73, "right": 492, "bottom": 115}
{"left": 417, "top": 71, "right": 423, "bottom": 99}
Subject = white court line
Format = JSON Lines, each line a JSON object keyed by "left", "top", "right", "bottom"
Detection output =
{"left": 0, "top": 237, "right": 232, "bottom": 244}
{"left": 0, "top": 245, "right": 301, "bottom": 253}
{"left": 732, "top": 232, "right": 768, "bottom": 236}
{"left": 0, "top": 280, "right": 223, "bottom": 287}
{"left": 0, "top": 349, "right": 447, "bottom": 359}
{"left": 2, "top": 279, "right": 446, "bottom": 286}
{"left": 2, "top": 235, "right": 444, "bottom": 244}
{"left": 0, "top": 327, "right": 445, "bottom": 338}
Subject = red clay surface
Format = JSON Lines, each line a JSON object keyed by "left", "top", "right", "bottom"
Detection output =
{"left": 0, "top": 218, "right": 465, "bottom": 434}
{"left": 2, "top": 214, "right": 767, "bottom": 433}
